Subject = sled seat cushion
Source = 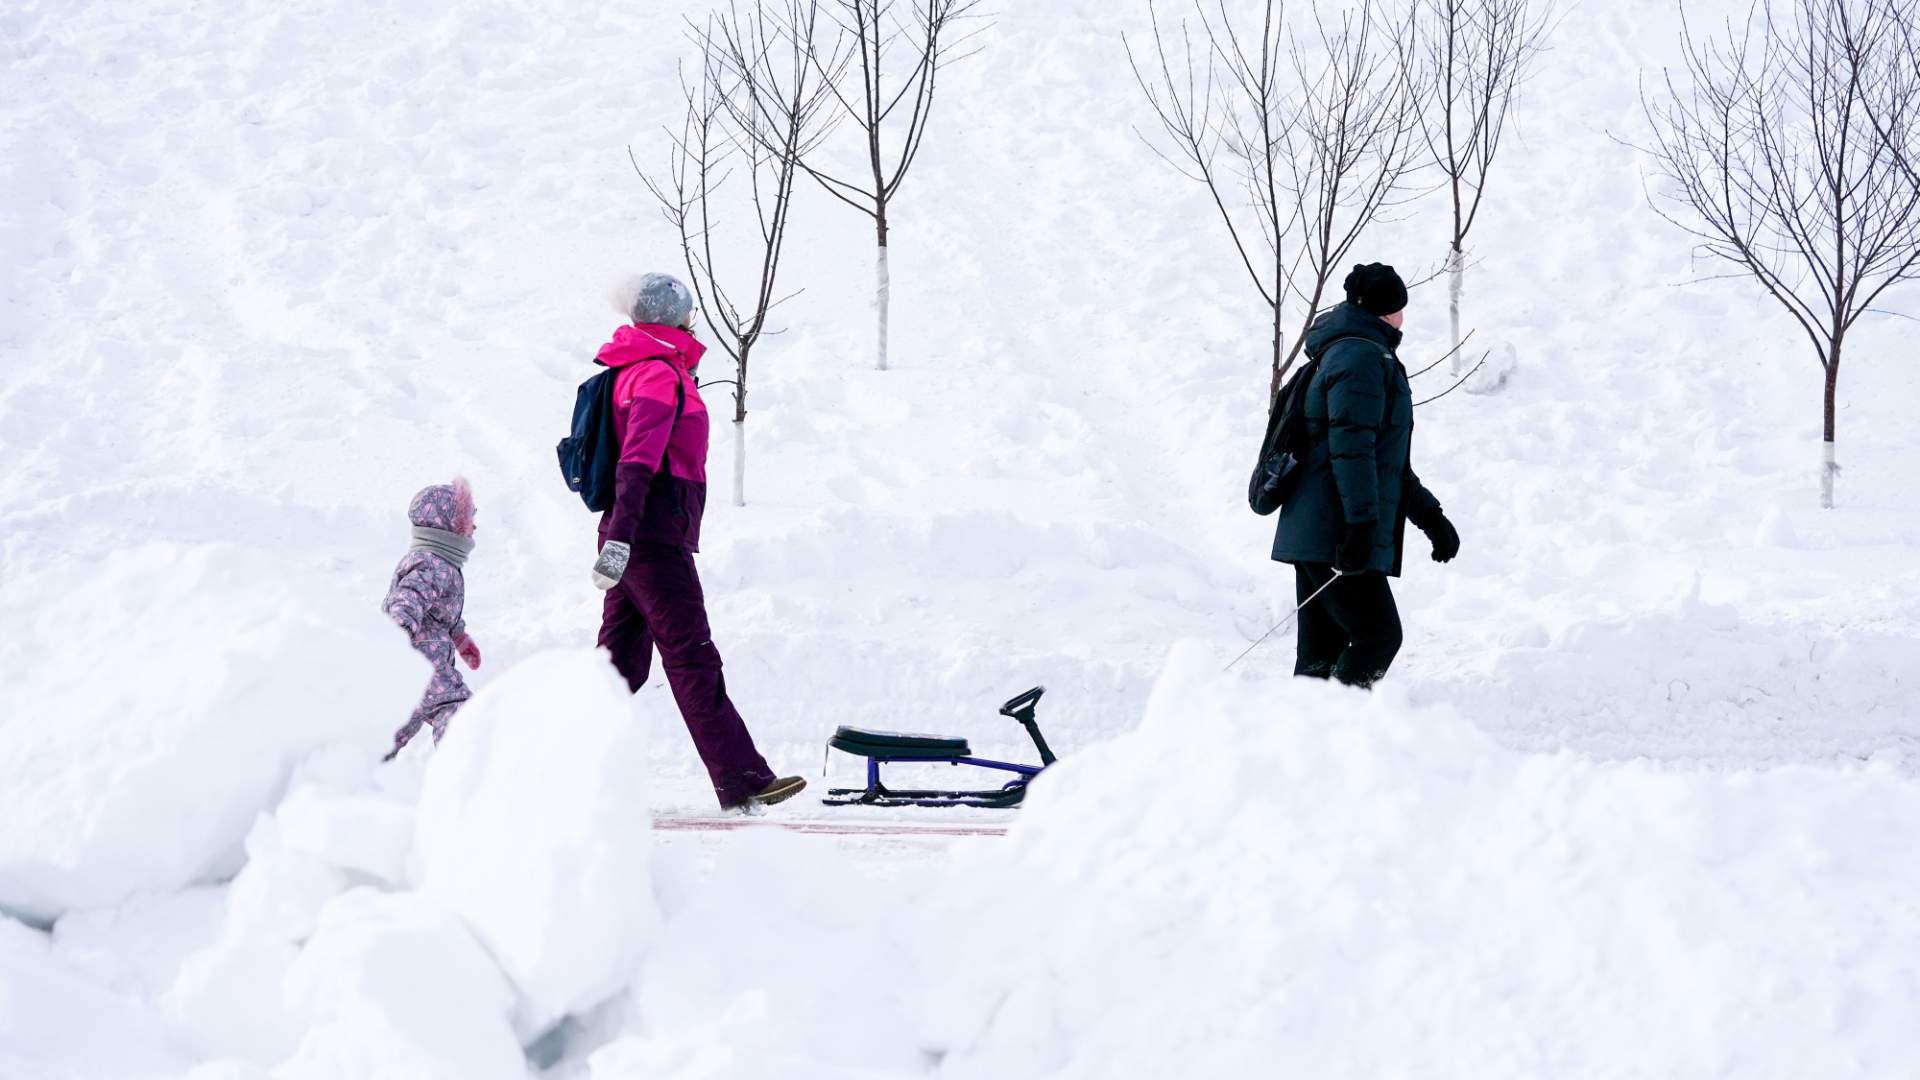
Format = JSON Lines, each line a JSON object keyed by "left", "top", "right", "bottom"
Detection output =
{"left": 830, "top": 727, "right": 970, "bottom": 759}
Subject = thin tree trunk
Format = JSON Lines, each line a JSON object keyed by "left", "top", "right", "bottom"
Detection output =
{"left": 869, "top": 12, "right": 891, "bottom": 377}
{"left": 875, "top": 218, "right": 891, "bottom": 372}
{"left": 734, "top": 420, "right": 748, "bottom": 508}
{"left": 734, "top": 344, "right": 750, "bottom": 508}
{"left": 1445, "top": 8, "right": 1463, "bottom": 374}
{"left": 1269, "top": 304, "right": 1285, "bottom": 403}
{"left": 1821, "top": 347, "right": 1840, "bottom": 509}
{"left": 1448, "top": 244, "right": 1465, "bottom": 374}
{"left": 1280, "top": 275, "right": 1332, "bottom": 378}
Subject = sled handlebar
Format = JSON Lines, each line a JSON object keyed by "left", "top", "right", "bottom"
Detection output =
{"left": 1000, "top": 686, "right": 1045, "bottom": 720}
{"left": 1000, "top": 686, "right": 1055, "bottom": 766}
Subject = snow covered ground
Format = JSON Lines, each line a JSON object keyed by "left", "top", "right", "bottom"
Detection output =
{"left": 2, "top": 0, "right": 1917, "bottom": 1076}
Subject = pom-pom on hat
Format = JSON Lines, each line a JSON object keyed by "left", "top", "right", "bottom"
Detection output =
{"left": 408, "top": 477, "right": 475, "bottom": 536}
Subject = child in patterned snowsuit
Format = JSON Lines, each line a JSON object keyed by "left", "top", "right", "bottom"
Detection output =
{"left": 382, "top": 478, "right": 482, "bottom": 760}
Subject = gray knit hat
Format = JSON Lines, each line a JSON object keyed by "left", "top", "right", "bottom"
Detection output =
{"left": 629, "top": 272, "right": 695, "bottom": 328}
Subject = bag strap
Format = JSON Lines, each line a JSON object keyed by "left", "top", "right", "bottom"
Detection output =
{"left": 1316, "top": 333, "right": 1398, "bottom": 412}
{"left": 647, "top": 357, "right": 685, "bottom": 421}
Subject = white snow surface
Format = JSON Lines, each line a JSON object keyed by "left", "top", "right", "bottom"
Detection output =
{"left": 275, "top": 888, "right": 524, "bottom": 1080}
{"left": 2, "top": 0, "right": 1918, "bottom": 1075}
{"left": 0, "top": 542, "right": 419, "bottom": 923}
{"left": 412, "top": 648, "right": 657, "bottom": 1040}
{"left": 928, "top": 646, "right": 1920, "bottom": 1078}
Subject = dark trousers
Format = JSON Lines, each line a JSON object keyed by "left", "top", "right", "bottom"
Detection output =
{"left": 598, "top": 541, "right": 775, "bottom": 807}
{"left": 1293, "top": 564, "right": 1403, "bottom": 688}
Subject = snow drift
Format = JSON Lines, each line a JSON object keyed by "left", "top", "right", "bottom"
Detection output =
{"left": 412, "top": 648, "right": 657, "bottom": 1039}
{"left": 275, "top": 889, "right": 525, "bottom": 1080}
{"left": 925, "top": 644, "right": 1920, "bottom": 1077}
{"left": 0, "top": 543, "right": 419, "bottom": 924}
{"left": 157, "top": 649, "right": 653, "bottom": 1074}
{"left": 0, "top": 914, "right": 189, "bottom": 1079}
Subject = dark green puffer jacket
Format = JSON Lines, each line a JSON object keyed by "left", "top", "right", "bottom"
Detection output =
{"left": 1270, "top": 302, "right": 1441, "bottom": 577}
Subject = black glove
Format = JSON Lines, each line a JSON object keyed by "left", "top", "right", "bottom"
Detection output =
{"left": 1335, "top": 519, "right": 1376, "bottom": 573}
{"left": 1409, "top": 506, "right": 1460, "bottom": 563}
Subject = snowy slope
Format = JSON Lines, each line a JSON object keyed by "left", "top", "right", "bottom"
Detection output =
{"left": 2, "top": 0, "right": 1918, "bottom": 1075}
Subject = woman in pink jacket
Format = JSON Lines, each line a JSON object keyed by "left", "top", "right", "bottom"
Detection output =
{"left": 590, "top": 274, "right": 805, "bottom": 810}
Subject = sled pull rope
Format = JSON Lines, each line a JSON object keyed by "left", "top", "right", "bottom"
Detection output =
{"left": 1223, "top": 570, "right": 1348, "bottom": 673}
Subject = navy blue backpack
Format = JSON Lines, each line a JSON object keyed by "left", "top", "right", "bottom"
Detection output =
{"left": 557, "top": 368, "right": 618, "bottom": 512}
{"left": 557, "top": 360, "right": 682, "bottom": 513}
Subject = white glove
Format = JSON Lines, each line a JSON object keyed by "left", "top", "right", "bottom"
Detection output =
{"left": 592, "top": 541, "right": 631, "bottom": 591}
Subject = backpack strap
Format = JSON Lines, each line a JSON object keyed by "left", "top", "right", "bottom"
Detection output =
{"left": 1316, "top": 334, "right": 1399, "bottom": 412}
{"left": 648, "top": 357, "right": 686, "bottom": 421}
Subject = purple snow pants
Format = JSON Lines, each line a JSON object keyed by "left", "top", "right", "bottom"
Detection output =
{"left": 597, "top": 540, "right": 775, "bottom": 807}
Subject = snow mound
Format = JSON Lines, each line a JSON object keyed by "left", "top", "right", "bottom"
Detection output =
{"left": 595, "top": 831, "right": 932, "bottom": 1076}
{"left": 167, "top": 935, "right": 304, "bottom": 1066}
{"left": 274, "top": 783, "right": 416, "bottom": 887}
{"left": 1, "top": 915, "right": 187, "bottom": 1078}
{"left": 165, "top": 813, "right": 354, "bottom": 1065}
{"left": 929, "top": 643, "right": 1920, "bottom": 1078}
{"left": 0, "top": 542, "right": 420, "bottom": 924}
{"left": 276, "top": 889, "right": 525, "bottom": 1080}
{"left": 412, "top": 648, "right": 656, "bottom": 1039}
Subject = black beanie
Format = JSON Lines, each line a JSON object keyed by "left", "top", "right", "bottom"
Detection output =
{"left": 1343, "top": 263, "right": 1408, "bottom": 317}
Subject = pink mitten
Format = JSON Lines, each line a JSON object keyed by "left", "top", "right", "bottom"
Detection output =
{"left": 455, "top": 634, "right": 482, "bottom": 671}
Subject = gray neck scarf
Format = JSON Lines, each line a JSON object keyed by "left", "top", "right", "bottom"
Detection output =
{"left": 410, "top": 526, "right": 474, "bottom": 567}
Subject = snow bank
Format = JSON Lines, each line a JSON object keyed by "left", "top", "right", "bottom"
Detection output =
{"left": 168, "top": 936, "right": 305, "bottom": 1066}
{"left": 593, "top": 831, "right": 932, "bottom": 1077}
{"left": 0, "top": 543, "right": 420, "bottom": 924}
{"left": 928, "top": 643, "right": 1920, "bottom": 1078}
{"left": 413, "top": 648, "right": 656, "bottom": 1039}
{"left": 275, "top": 889, "right": 526, "bottom": 1080}
{"left": 50, "top": 885, "right": 224, "bottom": 1002}
{"left": 164, "top": 813, "right": 357, "bottom": 1064}
{"left": 1, "top": 915, "right": 188, "bottom": 1078}
{"left": 164, "top": 649, "right": 655, "bottom": 1073}
{"left": 274, "top": 782, "right": 416, "bottom": 887}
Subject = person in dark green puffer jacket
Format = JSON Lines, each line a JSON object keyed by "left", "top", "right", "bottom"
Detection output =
{"left": 1270, "top": 263, "right": 1460, "bottom": 687}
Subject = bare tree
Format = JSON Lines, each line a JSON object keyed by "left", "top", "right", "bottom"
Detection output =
{"left": 1128, "top": 1, "right": 1425, "bottom": 402}
{"left": 1414, "top": 0, "right": 1554, "bottom": 370}
{"left": 797, "top": 0, "right": 987, "bottom": 371}
{"left": 1856, "top": 0, "right": 1920, "bottom": 184}
{"left": 1637, "top": 0, "right": 1920, "bottom": 508}
{"left": 1127, "top": 0, "right": 1297, "bottom": 395}
{"left": 638, "top": 0, "right": 841, "bottom": 507}
{"left": 1274, "top": 2, "right": 1426, "bottom": 384}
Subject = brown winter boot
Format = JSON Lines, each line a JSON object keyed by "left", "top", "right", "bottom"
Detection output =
{"left": 726, "top": 775, "right": 807, "bottom": 811}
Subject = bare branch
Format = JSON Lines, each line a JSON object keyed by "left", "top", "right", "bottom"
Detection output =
{"left": 1412, "top": 352, "right": 1490, "bottom": 405}
{"left": 1632, "top": 0, "right": 1920, "bottom": 505}
{"left": 644, "top": 0, "right": 845, "bottom": 427}
{"left": 1407, "top": 328, "right": 1478, "bottom": 377}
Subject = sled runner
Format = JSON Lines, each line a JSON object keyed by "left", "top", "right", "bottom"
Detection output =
{"left": 822, "top": 686, "right": 1057, "bottom": 808}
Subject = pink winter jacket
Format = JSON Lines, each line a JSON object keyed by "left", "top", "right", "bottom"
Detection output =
{"left": 596, "top": 324, "right": 711, "bottom": 552}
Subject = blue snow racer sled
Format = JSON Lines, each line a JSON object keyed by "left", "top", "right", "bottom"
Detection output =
{"left": 823, "top": 686, "right": 1057, "bottom": 808}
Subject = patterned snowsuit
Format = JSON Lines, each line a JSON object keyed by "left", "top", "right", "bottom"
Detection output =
{"left": 383, "top": 484, "right": 474, "bottom": 757}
